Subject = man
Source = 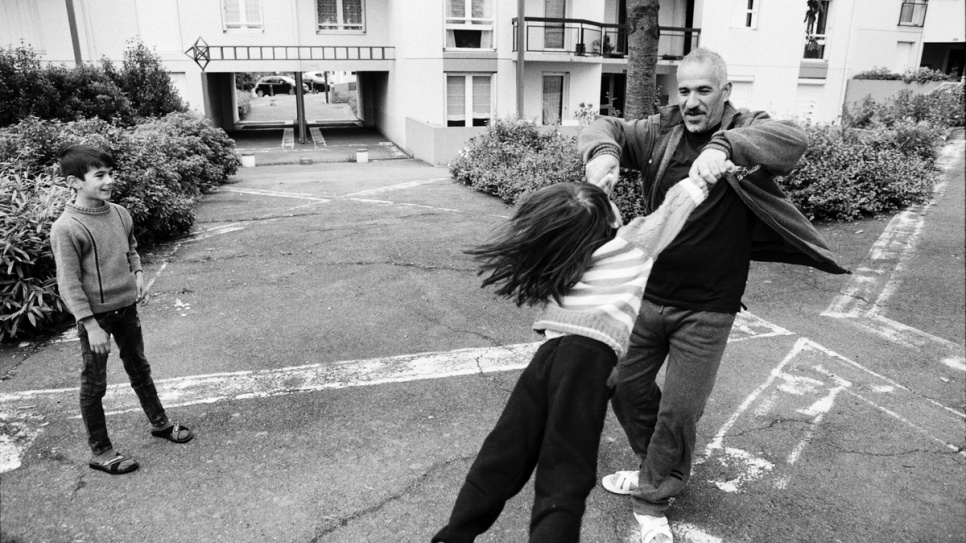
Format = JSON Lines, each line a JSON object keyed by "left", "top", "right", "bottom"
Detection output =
{"left": 578, "top": 48, "right": 848, "bottom": 543}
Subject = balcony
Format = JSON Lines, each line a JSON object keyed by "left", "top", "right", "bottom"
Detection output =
{"left": 511, "top": 17, "right": 699, "bottom": 61}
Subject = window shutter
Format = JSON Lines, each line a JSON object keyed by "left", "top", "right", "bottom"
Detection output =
{"left": 447, "top": 76, "right": 466, "bottom": 122}
{"left": 472, "top": 76, "right": 491, "bottom": 120}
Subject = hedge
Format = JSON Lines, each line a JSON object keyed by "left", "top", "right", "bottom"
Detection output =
{"left": 0, "top": 113, "right": 239, "bottom": 341}
{"left": 452, "top": 94, "right": 952, "bottom": 224}
{"left": 0, "top": 41, "right": 185, "bottom": 128}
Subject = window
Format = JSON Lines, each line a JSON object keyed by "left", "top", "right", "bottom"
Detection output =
{"left": 447, "top": 75, "right": 493, "bottom": 127}
{"left": 732, "top": 0, "right": 758, "bottom": 29}
{"left": 898, "top": 1, "right": 927, "bottom": 26}
{"left": 317, "top": 0, "right": 365, "bottom": 32}
{"left": 542, "top": 74, "right": 565, "bottom": 125}
{"left": 803, "top": 0, "right": 830, "bottom": 59}
{"left": 445, "top": 0, "right": 494, "bottom": 49}
{"left": 223, "top": 0, "right": 263, "bottom": 31}
{"left": 544, "top": 0, "right": 566, "bottom": 49}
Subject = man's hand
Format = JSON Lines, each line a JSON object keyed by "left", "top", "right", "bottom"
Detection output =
{"left": 81, "top": 318, "right": 111, "bottom": 355}
{"left": 689, "top": 148, "right": 736, "bottom": 185}
{"left": 585, "top": 154, "right": 620, "bottom": 194}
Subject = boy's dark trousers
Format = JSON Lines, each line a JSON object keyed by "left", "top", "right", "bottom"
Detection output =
{"left": 78, "top": 303, "right": 168, "bottom": 456}
{"left": 432, "top": 335, "right": 616, "bottom": 543}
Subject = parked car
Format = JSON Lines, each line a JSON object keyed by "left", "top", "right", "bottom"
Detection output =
{"left": 302, "top": 71, "right": 329, "bottom": 93}
{"left": 254, "top": 76, "right": 309, "bottom": 97}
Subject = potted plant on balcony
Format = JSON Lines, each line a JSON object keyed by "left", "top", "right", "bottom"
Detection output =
{"left": 591, "top": 36, "right": 613, "bottom": 57}
{"left": 602, "top": 35, "right": 614, "bottom": 58}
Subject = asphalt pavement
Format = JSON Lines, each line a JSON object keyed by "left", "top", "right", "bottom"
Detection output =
{"left": 0, "top": 133, "right": 963, "bottom": 543}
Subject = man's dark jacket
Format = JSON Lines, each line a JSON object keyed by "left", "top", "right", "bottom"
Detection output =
{"left": 578, "top": 103, "right": 849, "bottom": 275}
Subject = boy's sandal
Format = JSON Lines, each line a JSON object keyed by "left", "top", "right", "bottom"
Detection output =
{"left": 151, "top": 423, "right": 193, "bottom": 443}
{"left": 602, "top": 469, "right": 640, "bottom": 495}
{"left": 636, "top": 514, "right": 672, "bottom": 543}
{"left": 89, "top": 452, "right": 139, "bottom": 475}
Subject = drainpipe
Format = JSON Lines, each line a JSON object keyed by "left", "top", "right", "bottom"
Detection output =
{"left": 516, "top": 0, "right": 525, "bottom": 119}
{"left": 65, "top": 0, "right": 82, "bottom": 65}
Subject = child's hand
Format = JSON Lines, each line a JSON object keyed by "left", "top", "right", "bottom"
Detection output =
{"left": 689, "top": 149, "right": 735, "bottom": 186}
{"left": 82, "top": 319, "right": 111, "bottom": 355}
{"left": 135, "top": 271, "right": 145, "bottom": 302}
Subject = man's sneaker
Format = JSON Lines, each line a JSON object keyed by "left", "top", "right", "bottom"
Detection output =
{"left": 601, "top": 469, "right": 639, "bottom": 495}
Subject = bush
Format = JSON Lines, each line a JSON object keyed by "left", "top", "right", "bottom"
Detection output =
{"left": 845, "top": 85, "right": 965, "bottom": 130}
{"left": 449, "top": 118, "right": 645, "bottom": 217}
{"left": 331, "top": 90, "right": 358, "bottom": 117}
{"left": 902, "top": 67, "right": 952, "bottom": 84}
{"left": 777, "top": 124, "right": 938, "bottom": 221}
{"left": 0, "top": 44, "right": 49, "bottom": 127}
{"left": 0, "top": 42, "right": 185, "bottom": 128}
{"left": 236, "top": 90, "right": 252, "bottom": 119}
{"left": 454, "top": 116, "right": 947, "bottom": 226}
{"left": 0, "top": 114, "right": 240, "bottom": 340}
{"left": 853, "top": 67, "right": 902, "bottom": 81}
{"left": 853, "top": 66, "right": 951, "bottom": 83}
{"left": 1, "top": 168, "right": 71, "bottom": 341}
{"left": 43, "top": 63, "right": 136, "bottom": 125}
{"left": 103, "top": 40, "right": 187, "bottom": 119}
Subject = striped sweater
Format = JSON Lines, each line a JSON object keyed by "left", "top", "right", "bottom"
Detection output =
{"left": 51, "top": 202, "right": 142, "bottom": 321}
{"left": 533, "top": 178, "right": 708, "bottom": 357}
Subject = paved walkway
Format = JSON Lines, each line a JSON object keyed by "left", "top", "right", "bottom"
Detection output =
{"left": 0, "top": 134, "right": 962, "bottom": 543}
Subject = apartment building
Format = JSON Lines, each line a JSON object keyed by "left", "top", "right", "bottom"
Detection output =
{"left": 1, "top": 0, "right": 963, "bottom": 165}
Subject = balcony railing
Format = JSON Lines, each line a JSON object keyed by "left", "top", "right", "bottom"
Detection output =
{"left": 512, "top": 17, "right": 699, "bottom": 60}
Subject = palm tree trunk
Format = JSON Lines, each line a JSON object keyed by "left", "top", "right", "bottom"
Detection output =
{"left": 624, "top": 0, "right": 661, "bottom": 119}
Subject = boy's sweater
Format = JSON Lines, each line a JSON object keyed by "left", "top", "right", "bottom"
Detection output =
{"left": 50, "top": 202, "right": 142, "bottom": 321}
{"left": 533, "top": 178, "right": 707, "bottom": 357}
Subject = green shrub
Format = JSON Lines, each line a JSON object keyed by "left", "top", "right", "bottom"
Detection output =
{"left": 331, "top": 90, "right": 358, "bottom": 117}
{"left": 902, "top": 67, "right": 952, "bottom": 83}
{"left": 845, "top": 85, "right": 965, "bottom": 130}
{"left": 0, "top": 42, "right": 184, "bottom": 128}
{"left": 455, "top": 117, "right": 945, "bottom": 226}
{"left": 853, "top": 67, "right": 902, "bottom": 80}
{"left": 0, "top": 44, "right": 49, "bottom": 127}
{"left": 0, "top": 113, "right": 240, "bottom": 340}
{"left": 777, "top": 124, "right": 938, "bottom": 221}
{"left": 236, "top": 90, "right": 252, "bottom": 119}
{"left": 103, "top": 40, "right": 187, "bottom": 119}
{"left": 449, "top": 118, "right": 645, "bottom": 217}
{"left": 1, "top": 168, "right": 71, "bottom": 341}
{"left": 43, "top": 63, "right": 136, "bottom": 125}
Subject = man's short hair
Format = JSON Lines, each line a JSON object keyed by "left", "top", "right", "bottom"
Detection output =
{"left": 680, "top": 48, "right": 729, "bottom": 86}
{"left": 59, "top": 145, "right": 115, "bottom": 180}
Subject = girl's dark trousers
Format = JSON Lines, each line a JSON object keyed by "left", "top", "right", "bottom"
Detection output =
{"left": 432, "top": 335, "right": 616, "bottom": 543}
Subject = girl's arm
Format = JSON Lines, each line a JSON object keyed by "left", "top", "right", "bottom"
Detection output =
{"left": 616, "top": 178, "right": 709, "bottom": 257}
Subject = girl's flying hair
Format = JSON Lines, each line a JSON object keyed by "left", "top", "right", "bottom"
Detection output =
{"left": 467, "top": 182, "right": 618, "bottom": 307}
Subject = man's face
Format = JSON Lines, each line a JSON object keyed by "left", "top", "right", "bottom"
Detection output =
{"left": 676, "top": 60, "right": 731, "bottom": 133}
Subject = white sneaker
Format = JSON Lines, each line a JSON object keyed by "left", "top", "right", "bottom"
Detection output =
{"left": 634, "top": 513, "right": 672, "bottom": 543}
{"left": 601, "top": 469, "right": 639, "bottom": 495}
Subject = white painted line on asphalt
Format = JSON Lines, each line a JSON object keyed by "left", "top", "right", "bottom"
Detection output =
{"left": 822, "top": 137, "right": 966, "bottom": 371}
{"left": 0, "top": 311, "right": 791, "bottom": 474}
{"left": 310, "top": 127, "right": 326, "bottom": 147}
{"left": 346, "top": 198, "right": 463, "bottom": 213}
{"left": 342, "top": 177, "right": 450, "bottom": 198}
{"left": 672, "top": 523, "right": 724, "bottom": 543}
{"left": 282, "top": 128, "right": 294, "bottom": 148}
{"left": 700, "top": 336, "right": 965, "bottom": 495}
{"left": 219, "top": 187, "right": 333, "bottom": 202}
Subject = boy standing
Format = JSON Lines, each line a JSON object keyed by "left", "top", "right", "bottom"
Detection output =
{"left": 51, "top": 145, "right": 193, "bottom": 475}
